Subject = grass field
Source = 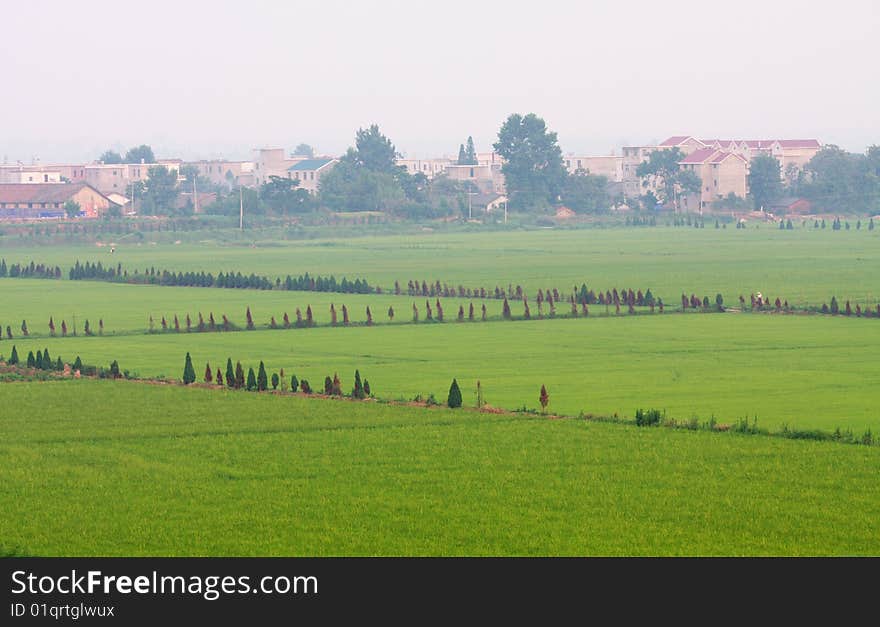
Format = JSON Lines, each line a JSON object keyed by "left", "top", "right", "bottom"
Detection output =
{"left": 4, "top": 226, "right": 880, "bottom": 306}
{"left": 3, "top": 310, "right": 878, "bottom": 433}
{"left": 2, "top": 225, "right": 878, "bottom": 556}
{"left": 1, "top": 381, "right": 877, "bottom": 556}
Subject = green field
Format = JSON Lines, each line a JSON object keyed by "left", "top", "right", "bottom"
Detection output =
{"left": 4, "top": 306, "right": 879, "bottom": 433}
{"left": 5, "top": 227, "right": 880, "bottom": 306}
{"left": 1, "top": 381, "right": 877, "bottom": 556}
{"left": 2, "top": 225, "right": 878, "bottom": 556}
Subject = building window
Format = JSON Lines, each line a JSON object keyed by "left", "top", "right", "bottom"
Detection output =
{"left": 469, "top": 168, "right": 475, "bottom": 178}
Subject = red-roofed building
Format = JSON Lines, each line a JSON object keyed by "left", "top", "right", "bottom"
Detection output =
{"left": 678, "top": 150, "right": 748, "bottom": 212}
{"left": 0, "top": 183, "right": 117, "bottom": 219}
{"left": 732, "top": 139, "right": 821, "bottom": 172}
{"left": 658, "top": 136, "right": 707, "bottom": 154}
{"left": 622, "top": 137, "right": 709, "bottom": 200}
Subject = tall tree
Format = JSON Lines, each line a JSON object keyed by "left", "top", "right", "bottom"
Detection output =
{"left": 493, "top": 113, "right": 566, "bottom": 211}
{"left": 293, "top": 143, "right": 315, "bottom": 158}
{"left": 246, "top": 367, "right": 257, "bottom": 391}
{"left": 226, "top": 358, "right": 235, "bottom": 388}
{"left": 353, "top": 124, "right": 398, "bottom": 173}
{"left": 447, "top": 378, "right": 463, "bottom": 408}
{"left": 561, "top": 171, "right": 610, "bottom": 213}
{"left": 234, "top": 361, "right": 245, "bottom": 389}
{"left": 457, "top": 137, "right": 478, "bottom": 165}
{"left": 99, "top": 150, "right": 123, "bottom": 164}
{"left": 260, "top": 175, "right": 310, "bottom": 214}
{"left": 748, "top": 154, "right": 784, "bottom": 210}
{"left": 635, "top": 148, "right": 701, "bottom": 209}
{"left": 465, "top": 136, "right": 478, "bottom": 165}
{"left": 140, "top": 166, "right": 179, "bottom": 214}
{"left": 124, "top": 144, "right": 156, "bottom": 164}
{"left": 182, "top": 352, "right": 196, "bottom": 384}
{"left": 802, "top": 145, "right": 880, "bottom": 214}
{"left": 257, "top": 361, "right": 268, "bottom": 391}
{"left": 352, "top": 369, "right": 365, "bottom": 399}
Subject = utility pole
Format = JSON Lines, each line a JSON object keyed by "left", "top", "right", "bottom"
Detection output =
{"left": 192, "top": 174, "right": 199, "bottom": 214}
{"left": 467, "top": 191, "right": 477, "bottom": 220}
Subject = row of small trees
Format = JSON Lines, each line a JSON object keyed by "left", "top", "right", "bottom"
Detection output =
{"left": 821, "top": 297, "right": 880, "bottom": 317}
{"left": 3, "top": 345, "right": 118, "bottom": 378}
{"left": 69, "top": 261, "right": 375, "bottom": 295}
{"left": 0, "top": 318, "right": 103, "bottom": 340}
{"left": 682, "top": 293, "right": 726, "bottom": 312}
{"left": 0, "top": 259, "right": 62, "bottom": 279}
{"left": 183, "top": 353, "right": 372, "bottom": 399}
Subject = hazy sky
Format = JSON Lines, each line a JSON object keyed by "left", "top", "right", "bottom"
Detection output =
{"left": 2, "top": 0, "right": 877, "bottom": 163}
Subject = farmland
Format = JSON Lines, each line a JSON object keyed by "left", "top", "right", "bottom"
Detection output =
{"left": 4, "top": 225, "right": 880, "bottom": 305}
{"left": 1, "top": 225, "right": 878, "bottom": 556}
{"left": 2, "top": 309, "right": 879, "bottom": 433}
{"left": 1, "top": 381, "right": 877, "bottom": 556}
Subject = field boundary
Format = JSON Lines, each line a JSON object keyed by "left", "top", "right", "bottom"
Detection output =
{"left": 1, "top": 361, "right": 874, "bottom": 449}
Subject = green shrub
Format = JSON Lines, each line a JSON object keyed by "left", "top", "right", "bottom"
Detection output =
{"left": 634, "top": 408, "right": 663, "bottom": 427}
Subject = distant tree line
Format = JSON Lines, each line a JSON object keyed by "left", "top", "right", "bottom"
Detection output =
{"left": 0, "top": 259, "right": 62, "bottom": 279}
{"left": 68, "top": 261, "right": 374, "bottom": 294}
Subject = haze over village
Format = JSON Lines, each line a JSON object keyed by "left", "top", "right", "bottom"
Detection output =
{"left": 0, "top": 134, "right": 826, "bottom": 219}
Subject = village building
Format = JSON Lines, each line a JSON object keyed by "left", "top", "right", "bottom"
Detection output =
{"left": 182, "top": 160, "right": 255, "bottom": 188}
{"left": 563, "top": 155, "right": 623, "bottom": 181}
{"left": 287, "top": 158, "right": 338, "bottom": 193}
{"left": 0, "top": 164, "right": 63, "bottom": 184}
{"left": 397, "top": 157, "right": 453, "bottom": 179}
{"left": 443, "top": 163, "right": 505, "bottom": 195}
{"left": 252, "top": 148, "right": 308, "bottom": 186}
{"left": 0, "top": 183, "right": 117, "bottom": 218}
{"left": 678, "top": 148, "right": 748, "bottom": 211}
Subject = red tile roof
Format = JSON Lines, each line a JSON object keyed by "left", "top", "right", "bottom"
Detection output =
{"left": 776, "top": 139, "right": 820, "bottom": 149}
{"left": 0, "top": 182, "right": 101, "bottom": 204}
{"left": 679, "top": 148, "right": 718, "bottom": 164}
{"left": 659, "top": 135, "right": 699, "bottom": 147}
{"left": 708, "top": 151, "right": 746, "bottom": 164}
{"left": 679, "top": 149, "right": 745, "bottom": 165}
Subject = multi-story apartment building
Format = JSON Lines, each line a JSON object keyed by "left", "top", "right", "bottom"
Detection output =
{"left": 621, "top": 135, "right": 820, "bottom": 208}
{"left": 678, "top": 148, "right": 748, "bottom": 211}
{"left": 563, "top": 155, "right": 623, "bottom": 182}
